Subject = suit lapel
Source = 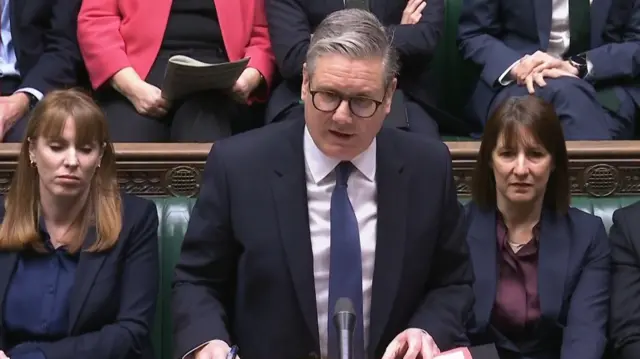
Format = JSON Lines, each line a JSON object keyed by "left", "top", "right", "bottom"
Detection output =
{"left": 368, "top": 130, "right": 407, "bottom": 356}
{"left": 270, "top": 120, "right": 320, "bottom": 350}
{"left": 0, "top": 251, "right": 17, "bottom": 333}
{"left": 534, "top": 0, "right": 552, "bottom": 49}
{"left": 68, "top": 227, "right": 108, "bottom": 332}
{"left": 537, "top": 210, "right": 570, "bottom": 322}
{"left": 466, "top": 206, "right": 498, "bottom": 330}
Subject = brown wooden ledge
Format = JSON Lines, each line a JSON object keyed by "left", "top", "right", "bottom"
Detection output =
{"left": 0, "top": 141, "right": 638, "bottom": 197}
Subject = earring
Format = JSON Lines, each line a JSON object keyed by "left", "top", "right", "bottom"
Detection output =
{"left": 29, "top": 159, "right": 36, "bottom": 168}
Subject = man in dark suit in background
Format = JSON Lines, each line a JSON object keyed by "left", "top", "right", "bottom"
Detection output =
{"left": 265, "top": 0, "right": 445, "bottom": 138}
{"left": 172, "top": 9, "right": 473, "bottom": 359}
{"left": 458, "top": 0, "right": 638, "bottom": 140}
{"left": 607, "top": 0, "right": 640, "bottom": 342}
{"left": 0, "top": 0, "right": 85, "bottom": 142}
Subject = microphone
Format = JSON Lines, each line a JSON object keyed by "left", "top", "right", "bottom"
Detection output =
{"left": 333, "top": 297, "right": 357, "bottom": 359}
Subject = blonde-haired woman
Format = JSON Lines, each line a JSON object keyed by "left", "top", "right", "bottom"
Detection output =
{"left": 0, "top": 89, "right": 159, "bottom": 359}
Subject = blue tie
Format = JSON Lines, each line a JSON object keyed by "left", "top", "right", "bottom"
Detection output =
{"left": 327, "top": 161, "right": 365, "bottom": 359}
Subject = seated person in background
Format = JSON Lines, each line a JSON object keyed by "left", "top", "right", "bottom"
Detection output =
{"left": 77, "top": 0, "right": 275, "bottom": 142}
{"left": 266, "top": 0, "right": 445, "bottom": 138}
{"left": 0, "top": 0, "right": 86, "bottom": 143}
{"left": 0, "top": 89, "right": 159, "bottom": 359}
{"left": 464, "top": 96, "right": 610, "bottom": 359}
{"left": 608, "top": 191, "right": 640, "bottom": 358}
{"left": 457, "top": 0, "right": 638, "bottom": 140}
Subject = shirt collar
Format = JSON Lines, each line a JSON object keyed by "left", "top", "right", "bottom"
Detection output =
{"left": 303, "top": 125, "right": 376, "bottom": 184}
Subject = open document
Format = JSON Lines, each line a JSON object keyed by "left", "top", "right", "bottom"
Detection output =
{"left": 161, "top": 55, "right": 250, "bottom": 100}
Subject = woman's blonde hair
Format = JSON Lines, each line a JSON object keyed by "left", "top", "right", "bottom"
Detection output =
{"left": 0, "top": 89, "right": 122, "bottom": 252}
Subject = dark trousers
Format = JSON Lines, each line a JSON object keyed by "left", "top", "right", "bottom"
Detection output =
{"left": 489, "top": 77, "right": 635, "bottom": 140}
{"left": 96, "top": 49, "right": 251, "bottom": 142}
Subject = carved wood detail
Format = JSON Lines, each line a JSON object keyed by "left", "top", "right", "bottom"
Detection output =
{"left": 0, "top": 142, "right": 637, "bottom": 198}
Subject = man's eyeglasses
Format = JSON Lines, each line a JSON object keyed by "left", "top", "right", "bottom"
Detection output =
{"left": 308, "top": 87, "right": 384, "bottom": 118}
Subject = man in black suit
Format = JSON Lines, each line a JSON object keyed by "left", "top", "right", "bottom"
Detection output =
{"left": 265, "top": 0, "right": 444, "bottom": 138}
{"left": 172, "top": 9, "right": 473, "bottom": 359}
{"left": 0, "top": 0, "right": 85, "bottom": 142}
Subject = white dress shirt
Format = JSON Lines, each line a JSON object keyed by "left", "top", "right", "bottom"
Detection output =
{"left": 498, "top": 0, "right": 594, "bottom": 85}
{"left": 303, "top": 126, "right": 378, "bottom": 359}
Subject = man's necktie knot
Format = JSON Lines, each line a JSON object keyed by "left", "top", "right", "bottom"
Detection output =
{"left": 336, "top": 161, "right": 354, "bottom": 188}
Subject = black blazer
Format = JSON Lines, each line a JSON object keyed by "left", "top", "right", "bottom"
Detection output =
{"left": 265, "top": 0, "right": 445, "bottom": 122}
{"left": 0, "top": 193, "right": 159, "bottom": 359}
{"left": 172, "top": 117, "right": 473, "bottom": 359}
{"left": 11, "top": 0, "right": 87, "bottom": 94}
{"left": 465, "top": 203, "right": 610, "bottom": 359}
{"left": 609, "top": 201, "right": 640, "bottom": 359}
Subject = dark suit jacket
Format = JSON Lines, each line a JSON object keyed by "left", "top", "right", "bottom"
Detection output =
{"left": 608, "top": 201, "right": 640, "bottom": 359}
{"left": 264, "top": 0, "right": 444, "bottom": 122}
{"left": 464, "top": 203, "right": 610, "bottom": 359}
{"left": 172, "top": 118, "right": 474, "bottom": 359}
{"left": 457, "top": 0, "right": 636, "bottom": 124}
{"left": 595, "top": 0, "right": 640, "bottom": 109}
{"left": 12, "top": 0, "right": 86, "bottom": 94}
{"left": 0, "top": 194, "right": 159, "bottom": 359}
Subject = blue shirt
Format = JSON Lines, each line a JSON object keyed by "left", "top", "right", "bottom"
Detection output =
{"left": 3, "top": 220, "right": 79, "bottom": 359}
{"left": 0, "top": 0, "right": 42, "bottom": 100}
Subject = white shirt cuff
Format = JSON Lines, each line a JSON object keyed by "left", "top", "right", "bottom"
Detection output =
{"left": 497, "top": 60, "right": 521, "bottom": 86}
{"left": 586, "top": 57, "right": 594, "bottom": 79}
{"left": 15, "top": 88, "right": 43, "bottom": 101}
{"left": 182, "top": 340, "right": 216, "bottom": 359}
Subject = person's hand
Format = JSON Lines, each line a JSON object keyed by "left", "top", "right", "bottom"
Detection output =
{"left": 194, "top": 340, "right": 238, "bottom": 359}
{"left": 0, "top": 92, "right": 30, "bottom": 141}
{"left": 510, "top": 51, "right": 563, "bottom": 84}
{"left": 401, "top": 0, "right": 427, "bottom": 24}
{"left": 530, "top": 59, "right": 578, "bottom": 77}
{"left": 523, "top": 67, "right": 578, "bottom": 93}
{"left": 0, "top": 350, "right": 10, "bottom": 359}
{"left": 231, "top": 67, "right": 263, "bottom": 104}
{"left": 124, "top": 80, "right": 170, "bottom": 117}
{"left": 381, "top": 328, "right": 440, "bottom": 359}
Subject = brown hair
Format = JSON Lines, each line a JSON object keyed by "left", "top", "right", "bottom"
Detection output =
{"left": 471, "top": 95, "right": 570, "bottom": 213}
{"left": 0, "top": 89, "right": 122, "bottom": 252}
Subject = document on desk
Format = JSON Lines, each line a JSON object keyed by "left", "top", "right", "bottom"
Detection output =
{"left": 161, "top": 55, "right": 250, "bottom": 100}
{"left": 436, "top": 344, "right": 499, "bottom": 359}
{"left": 435, "top": 348, "right": 471, "bottom": 359}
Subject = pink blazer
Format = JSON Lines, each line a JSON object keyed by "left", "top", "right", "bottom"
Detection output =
{"left": 77, "top": 0, "right": 275, "bottom": 102}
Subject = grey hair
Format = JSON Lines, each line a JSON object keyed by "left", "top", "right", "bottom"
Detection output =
{"left": 306, "top": 9, "right": 399, "bottom": 86}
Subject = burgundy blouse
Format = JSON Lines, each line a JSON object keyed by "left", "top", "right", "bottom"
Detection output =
{"left": 490, "top": 214, "right": 541, "bottom": 339}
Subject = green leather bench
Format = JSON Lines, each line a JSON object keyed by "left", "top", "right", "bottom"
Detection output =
{"left": 149, "top": 195, "right": 639, "bottom": 359}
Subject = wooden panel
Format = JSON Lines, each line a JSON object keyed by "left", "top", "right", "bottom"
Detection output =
{"left": 448, "top": 141, "right": 640, "bottom": 198}
{"left": 1, "top": 142, "right": 639, "bottom": 198}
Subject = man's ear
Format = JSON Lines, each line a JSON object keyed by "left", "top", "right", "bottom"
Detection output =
{"left": 383, "top": 77, "right": 398, "bottom": 114}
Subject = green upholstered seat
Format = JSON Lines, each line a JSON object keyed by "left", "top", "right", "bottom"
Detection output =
{"left": 149, "top": 195, "right": 640, "bottom": 359}
{"left": 152, "top": 197, "right": 196, "bottom": 359}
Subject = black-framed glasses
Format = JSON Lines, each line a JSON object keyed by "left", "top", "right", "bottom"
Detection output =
{"left": 308, "top": 87, "right": 384, "bottom": 118}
